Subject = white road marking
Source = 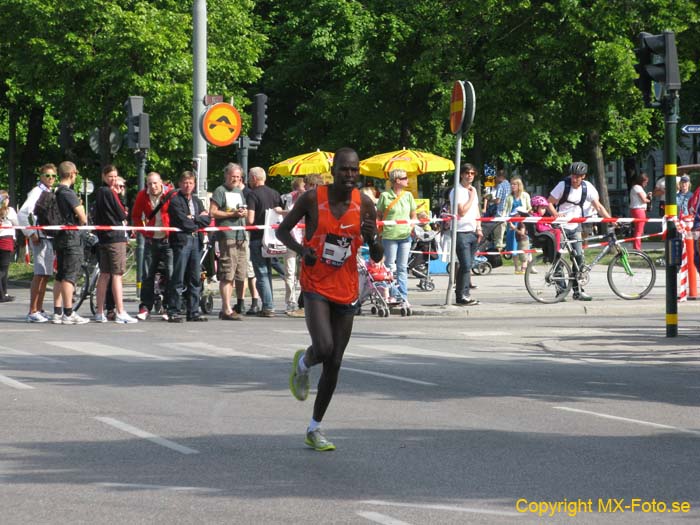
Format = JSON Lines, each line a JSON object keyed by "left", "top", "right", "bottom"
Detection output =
{"left": 49, "top": 342, "right": 172, "bottom": 362}
{"left": 162, "top": 342, "right": 274, "bottom": 360}
{"left": 0, "top": 346, "right": 61, "bottom": 363}
{"left": 362, "top": 500, "right": 520, "bottom": 517}
{"left": 460, "top": 331, "right": 510, "bottom": 337}
{"left": 274, "top": 330, "right": 308, "bottom": 335}
{"left": 553, "top": 407, "right": 700, "bottom": 437}
{"left": 95, "top": 482, "right": 217, "bottom": 493}
{"left": 343, "top": 367, "right": 436, "bottom": 386}
{"left": 95, "top": 417, "right": 199, "bottom": 454}
{"left": 0, "top": 329, "right": 40, "bottom": 333}
{"left": 357, "top": 344, "right": 471, "bottom": 360}
{"left": 0, "top": 374, "right": 34, "bottom": 390}
{"left": 356, "top": 511, "right": 413, "bottom": 525}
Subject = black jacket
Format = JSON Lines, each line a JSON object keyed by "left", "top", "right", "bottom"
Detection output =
{"left": 167, "top": 191, "right": 210, "bottom": 247}
{"left": 94, "top": 185, "right": 128, "bottom": 244}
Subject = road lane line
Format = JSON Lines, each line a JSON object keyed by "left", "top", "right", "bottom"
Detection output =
{"left": 0, "top": 346, "right": 61, "bottom": 363}
{"left": 0, "top": 374, "right": 34, "bottom": 390}
{"left": 361, "top": 500, "right": 520, "bottom": 517}
{"left": 460, "top": 331, "right": 510, "bottom": 337}
{"left": 357, "top": 344, "right": 472, "bottom": 360}
{"left": 553, "top": 407, "right": 700, "bottom": 437}
{"left": 343, "top": 367, "right": 436, "bottom": 386}
{"left": 356, "top": 511, "right": 413, "bottom": 525}
{"left": 95, "top": 482, "right": 217, "bottom": 492}
{"left": 95, "top": 417, "right": 199, "bottom": 454}
{"left": 0, "top": 329, "right": 40, "bottom": 333}
{"left": 50, "top": 342, "right": 172, "bottom": 362}
{"left": 162, "top": 342, "right": 275, "bottom": 360}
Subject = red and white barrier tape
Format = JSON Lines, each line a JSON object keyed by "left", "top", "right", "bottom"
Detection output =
{"left": 8, "top": 215, "right": 670, "bottom": 234}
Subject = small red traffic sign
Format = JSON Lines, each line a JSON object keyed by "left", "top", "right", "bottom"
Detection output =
{"left": 450, "top": 81, "right": 466, "bottom": 135}
{"left": 200, "top": 103, "right": 242, "bottom": 147}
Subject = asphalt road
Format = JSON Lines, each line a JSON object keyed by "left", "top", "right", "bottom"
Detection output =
{"left": 0, "top": 278, "right": 699, "bottom": 524}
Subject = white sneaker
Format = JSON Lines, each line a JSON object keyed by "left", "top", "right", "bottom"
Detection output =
{"left": 94, "top": 313, "right": 108, "bottom": 323}
{"left": 40, "top": 311, "right": 52, "bottom": 320}
{"left": 51, "top": 313, "right": 63, "bottom": 324}
{"left": 26, "top": 312, "right": 49, "bottom": 323}
{"left": 62, "top": 312, "right": 89, "bottom": 325}
{"left": 115, "top": 311, "right": 138, "bottom": 324}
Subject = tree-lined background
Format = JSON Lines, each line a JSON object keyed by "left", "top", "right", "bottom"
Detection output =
{"left": 1, "top": 0, "right": 699, "bottom": 207}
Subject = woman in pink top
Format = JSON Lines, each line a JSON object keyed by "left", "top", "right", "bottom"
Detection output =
{"left": 629, "top": 172, "right": 650, "bottom": 251}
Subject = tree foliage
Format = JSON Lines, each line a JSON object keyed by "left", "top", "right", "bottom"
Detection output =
{"left": 1, "top": 0, "right": 699, "bottom": 206}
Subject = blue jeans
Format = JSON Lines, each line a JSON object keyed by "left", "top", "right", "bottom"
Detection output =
{"left": 382, "top": 237, "right": 411, "bottom": 302}
{"left": 140, "top": 238, "right": 173, "bottom": 311}
{"left": 168, "top": 235, "right": 201, "bottom": 317}
{"left": 563, "top": 227, "right": 584, "bottom": 292}
{"left": 249, "top": 238, "right": 274, "bottom": 311}
{"left": 455, "top": 231, "right": 477, "bottom": 299}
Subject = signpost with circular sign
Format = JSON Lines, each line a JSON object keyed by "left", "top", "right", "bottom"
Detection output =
{"left": 200, "top": 103, "right": 242, "bottom": 147}
{"left": 447, "top": 79, "right": 477, "bottom": 306}
{"left": 449, "top": 81, "right": 466, "bottom": 135}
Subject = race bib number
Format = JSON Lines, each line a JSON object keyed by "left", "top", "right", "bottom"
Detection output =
{"left": 321, "top": 233, "right": 352, "bottom": 267}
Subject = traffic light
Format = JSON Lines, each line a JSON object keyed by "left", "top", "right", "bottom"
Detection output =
{"left": 251, "top": 93, "right": 268, "bottom": 140}
{"left": 124, "top": 96, "right": 150, "bottom": 150}
{"left": 634, "top": 31, "right": 681, "bottom": 107}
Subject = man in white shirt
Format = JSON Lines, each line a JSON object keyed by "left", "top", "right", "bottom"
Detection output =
{"left": 17, "top": 164, "right": 60, "bottom": 322}
{"left": 547, "top": 162, "right": 612, "bottom": 301}
{"left": 450, "top": 163, "right": 483, "bottom": 306}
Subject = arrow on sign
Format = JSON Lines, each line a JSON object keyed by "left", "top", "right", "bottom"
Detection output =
{"left": 681, "top": 125, "right": 700, "bottom": 134}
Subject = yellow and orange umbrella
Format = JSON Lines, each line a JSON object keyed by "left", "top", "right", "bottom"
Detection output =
{"left": 360, "top": 148, "right": 454, "bottom": 179}
{"left": 268, "top": 150, "right": 334, "bottom": 177}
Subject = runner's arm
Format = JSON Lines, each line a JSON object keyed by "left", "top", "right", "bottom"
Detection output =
{"left": 360, "top": 193, "right": 383, "bottom": 262}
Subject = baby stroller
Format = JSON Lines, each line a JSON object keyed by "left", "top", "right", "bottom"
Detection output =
{"left": 357, "top": 256, "right": 412, "bottom": 317}
{"left": 472, "top": 220, "right": 502, "bottom": 275}
{"left": 408, "top": 228, "right": 438, "bottom": 291}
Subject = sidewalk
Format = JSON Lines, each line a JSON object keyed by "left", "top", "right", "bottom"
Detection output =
{"left": 371, "top": 264, "right": 700, "bottom": 319}
{"left": 10, "top": 250, "right": 697, "bottom": 320}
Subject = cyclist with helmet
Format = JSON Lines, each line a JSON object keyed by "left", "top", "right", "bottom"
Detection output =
{"left": 546, "top": 162, "right": 613, "bottom": 301}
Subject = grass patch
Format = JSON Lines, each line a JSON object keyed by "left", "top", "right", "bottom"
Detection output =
{"left": 9, "top": 262, "right": 35, "bottom": 282}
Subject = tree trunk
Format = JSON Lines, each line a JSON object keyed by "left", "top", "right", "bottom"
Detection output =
{"left": 588, "top": 130, "right": 610, "bottom": 213}
{"left": 19, "top": 106, "right": 45, "bottom": 202}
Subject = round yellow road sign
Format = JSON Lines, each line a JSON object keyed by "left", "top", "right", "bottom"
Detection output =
{"left": 200, "top": 103, "right": 242, "bottom": 147}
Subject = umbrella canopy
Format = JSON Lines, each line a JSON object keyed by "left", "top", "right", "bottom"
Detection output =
{"left": 268, "top": 150, "right": 334, "bottom": 177}
{"left": 360, "top": 148, "right": 455, "bottom": 179}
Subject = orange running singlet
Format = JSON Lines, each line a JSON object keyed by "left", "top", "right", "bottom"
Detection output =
{"left": 300, "top": 185, "right": 363, "bottom": 304}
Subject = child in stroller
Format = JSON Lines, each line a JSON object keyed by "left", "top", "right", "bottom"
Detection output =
{"left": 357, "top": 256, "right": 412, "bottom": 317}
{"left": 408, "top": 212, "right": 438, "bottom": 291}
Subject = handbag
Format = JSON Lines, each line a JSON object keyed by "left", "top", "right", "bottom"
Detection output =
{"left": 262, "top": 208, "right": 288, "bottom": 257}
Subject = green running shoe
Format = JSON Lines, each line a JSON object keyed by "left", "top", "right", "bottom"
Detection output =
{"left": 289, "top": 349, "right": 309, "bottom": 401}
{"left": 305, "top": 428, "right": 336, "bottom": 451}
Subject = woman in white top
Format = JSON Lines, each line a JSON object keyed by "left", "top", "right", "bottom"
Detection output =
{"left": 0, "top": 190, "right": 19, "bottom": 302}
{"left": 629, "top": 172, "right": 650, "bottom": 251}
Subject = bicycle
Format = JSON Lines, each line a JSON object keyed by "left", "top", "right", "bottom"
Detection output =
{"left": 524, "top": 224, "right": 656, "bottom": 303}
{"left": 73, "top": 233, "right": 100, "bottom": 314}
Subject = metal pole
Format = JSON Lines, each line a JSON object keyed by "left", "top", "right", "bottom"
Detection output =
{"left": 135, "top": 150, "right": 147, "bottom": 298}
{"left": 193, "top": 0, "right": 208, "bottom": 199}
{"left": 238, "top": 137, "right": 250, "bottom": 183}
{"left": 664, "top": 91, "right": 680, "bottom": 337}
{"left": 445, "top": 131, "right": 462, "bottom": 305}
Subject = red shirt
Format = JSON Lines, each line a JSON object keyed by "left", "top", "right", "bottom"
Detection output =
{"left": 300, "top": 186, "right": 362, "bottom": 304}
{"left": 131, "top": 187, "right": 172, "bottom": 238}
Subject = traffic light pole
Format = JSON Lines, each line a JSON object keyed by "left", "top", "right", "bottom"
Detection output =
{"left": 663, "top": 91, "right": 680, "bottom": 337}
{"left": 135, "top": 149, "right": 147, "bottom": 298}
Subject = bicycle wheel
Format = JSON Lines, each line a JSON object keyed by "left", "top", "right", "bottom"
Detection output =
{"left": 72, "top": 266, "right": 90, "bottom": 312}
{"left": 607, "top": 250, "right": 656, "bottom": 300}
{"left": 525, "top": 255, "right": 572, "bottom": 303}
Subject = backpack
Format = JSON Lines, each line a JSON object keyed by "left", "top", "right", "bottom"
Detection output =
{"left": 34, "top": 187, "right": 64, "bottom": 237}
{"left": 557, "top": 176, "right": 587, "bottom": 214}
